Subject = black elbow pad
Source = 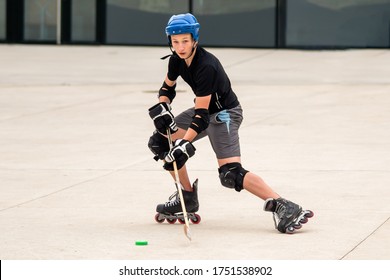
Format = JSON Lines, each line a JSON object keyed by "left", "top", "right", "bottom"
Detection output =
{"left": 189, "top": 108, "right": 210, "bottom": 134}
{"left": 158, "top": 81, "right": 176, "bottom": 103}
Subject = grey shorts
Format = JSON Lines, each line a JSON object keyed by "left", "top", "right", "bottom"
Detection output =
{"left": 175, "top": 105, "right": 243, "bottom": 159}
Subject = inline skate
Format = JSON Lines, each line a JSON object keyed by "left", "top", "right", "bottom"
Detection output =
{"left": 264, "top": 197, "right": 313, "bottom": 233}
{"left": 155, "top": 179, "right": 201, "bottom": 224}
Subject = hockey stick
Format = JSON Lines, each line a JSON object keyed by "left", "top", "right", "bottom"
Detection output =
{"left": 166, "top": 129, "right": 192, "bottom": 241}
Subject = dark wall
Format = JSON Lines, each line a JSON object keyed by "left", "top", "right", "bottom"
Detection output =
{"left": 287, "top": 0, "right": 390, "bottom": 48}
{"left": 2, "top": 0, "right": 390, "bottom": 48}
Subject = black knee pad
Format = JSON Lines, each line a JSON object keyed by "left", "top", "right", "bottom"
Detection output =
{"left": 218, "top": 162, "right": 249, "bottom": 192}
{"left": 148, "top": 130, "right": 169, "bottom": 161}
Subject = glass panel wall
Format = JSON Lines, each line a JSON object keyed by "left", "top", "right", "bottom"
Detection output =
{"left": 286, "top": 0, "right": 390, "bottom": 47}
{"left": 4, "top": 0, "right": 389, "bottom": 48}
{"left": 193, "top": 0, "right": 276, "bottom": 47}
{"left": 106, "top": 0, "right": 188, "bottom": 45}
{"left": 105, "top": 0, "right": 276, "bottom": 47}
{"left": 24, "top": 0, "right": 57, "bottom": 41}
{"left": 71, "top": 0, "right": 96, "bottom": 42}
{"left": 0, "top": 0, "right": 5, "bottom": 40}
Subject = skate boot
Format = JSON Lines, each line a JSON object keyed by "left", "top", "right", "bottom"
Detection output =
{"left": 263, "top": 197, "right": 314, "bottom": 234}
{"left": 155, "top": 179, "right": 201, "bottom": 224}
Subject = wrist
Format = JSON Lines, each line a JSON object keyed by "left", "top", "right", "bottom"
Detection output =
{"left": 183, "top": 128, "right": 198, "bottom": 142}
{"left": 159, "top": 97, "right": 171, "bottom": 104}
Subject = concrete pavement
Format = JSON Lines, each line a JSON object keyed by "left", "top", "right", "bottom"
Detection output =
{"left": 0, "top": 45, "right": 389, "bottom": 260}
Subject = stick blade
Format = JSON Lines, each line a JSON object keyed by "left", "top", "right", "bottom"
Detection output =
{"left": 184, "top": 225, "right": 192, "bottom": 241}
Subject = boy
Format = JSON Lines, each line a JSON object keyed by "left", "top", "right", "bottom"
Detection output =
{"left": 148, "top": 13, "right": 313, "bottom": 233}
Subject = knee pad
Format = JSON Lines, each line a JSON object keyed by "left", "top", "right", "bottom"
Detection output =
{"left": 218, "top": 162, "right": 249, "bottom": 192}
{"left": 148, "top": 130, "right": 169, "bottom": 161}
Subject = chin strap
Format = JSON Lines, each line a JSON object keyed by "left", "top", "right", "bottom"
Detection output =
{"left": 160, "top": 54, "right": 172, "bottom": 60}
{"left": 160, "top": 45, "right": 176, "bottom": 60}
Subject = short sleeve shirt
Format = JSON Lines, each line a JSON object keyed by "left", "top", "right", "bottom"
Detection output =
{"left": 167, "top": 47, "right": 239, "bottom": 114}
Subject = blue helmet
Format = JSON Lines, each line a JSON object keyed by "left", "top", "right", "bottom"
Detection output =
{"left": 165, "top": 13, "right": 200, "bottom": 42}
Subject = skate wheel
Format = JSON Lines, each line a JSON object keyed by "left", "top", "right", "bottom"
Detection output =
{"left": 167, "top": 218, "right": 177, "bottom": 224}
{"left": 178, "top": 218, "right": 185, "bottom": 224}
{"left": 286, "top": 226, "right": 295, "bottom": 234}
{"left": 190, "top": 214, "right": 201, "bottom": 224}
{"left": 155, "top": 213, "right": 165, "bottom": 223}
{"left": 300, "top": 217, "right": 309, "bottom": 224}
{"left": 292, "top": 223, "right": 302, "bottom": 229}
{"left": 305, "top": 210, "right": 314, "bottom": 218}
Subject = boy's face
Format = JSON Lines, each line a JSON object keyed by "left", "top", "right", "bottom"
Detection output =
{"left": 171, "top": 34, "right": 196, "bottom": 59}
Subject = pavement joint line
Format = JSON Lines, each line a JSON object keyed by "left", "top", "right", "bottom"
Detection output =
{"left": 224, "top": 51, "right": 274, "bottom": 69}
{"left": 0, "top": 92, "right": 131, "bottom": 123}
{"left": 241, "top": 113, "right": 282, "bottom": 128}
{"left": 0, "top": 82, "right": 159, "bottom": 88}
{"left": 339, "top": 216, "right": 390, "bottom": 260}
{"left": 0, "top": 160, "right": 148, "bottom": 213}
{"left": 0, "top": 173, "right": 115, "bottom": 213}
{"left": 2, "top": 82, "right": 390, "bottom": 89}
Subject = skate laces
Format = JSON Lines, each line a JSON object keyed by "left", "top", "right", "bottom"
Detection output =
{"left": 165, "top": 191, "right": 180, "bottom": 207}
{"left": 272, "top": 200, "right": 286, "bottom": 227}
{"left": 272, "top": 199, "right": 301, "bottom": 227}
{"left": 274, "top": 200, "right": 287, "bottom": 218}
{"left": 272, "top": 198, "right": 298, "bottom": 229}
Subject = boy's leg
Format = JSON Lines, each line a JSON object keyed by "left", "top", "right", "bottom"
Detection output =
{"left": 208, "top": 106, "right": 312, "bottom": 233}
{"left": 171, "top": 108, "right": 208, "bottom": 192}
{"left": 217, "top": 157, "right": 279, "bottom": 200}
{"left": 169, "top": 127, "right": 192, "bottom": 191}
{"left": 171, "top": 163, "right": 192, "bottom": 191}
{"left": 243, "top": 172, "right": 280, "bottom": 200}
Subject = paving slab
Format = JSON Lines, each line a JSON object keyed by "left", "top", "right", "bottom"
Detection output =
{"left": 0, "top": 45, "right": 389, "bottom": 260}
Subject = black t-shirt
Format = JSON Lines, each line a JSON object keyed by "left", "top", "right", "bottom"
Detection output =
{"left": 167, "top": 47, "right": 239, "bottom": 114}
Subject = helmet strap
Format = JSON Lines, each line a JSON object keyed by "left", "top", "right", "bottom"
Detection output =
{"left": 182, "top": 41, "right": 197, "bottom": 60}
{"left": 160, "top": 43, "right": 176, "bottom": 60}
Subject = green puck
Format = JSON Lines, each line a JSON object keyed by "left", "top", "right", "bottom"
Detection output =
{"left": 135, "top": 240, "right": 148, "bottom": 246}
